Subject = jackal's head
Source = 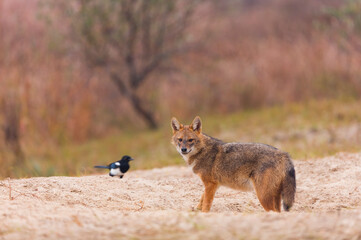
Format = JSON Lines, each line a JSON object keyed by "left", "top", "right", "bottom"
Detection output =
{"left": 171, "top": 116, "right": 203, "bottom": 158}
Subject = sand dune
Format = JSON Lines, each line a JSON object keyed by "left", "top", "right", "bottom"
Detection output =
{"left": 1, "top": 152, "right": 361, "bottom": 239}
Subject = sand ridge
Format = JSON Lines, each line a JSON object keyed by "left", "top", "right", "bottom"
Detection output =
{"left": 1, "top": 152, "right": 361, "bottom": 239}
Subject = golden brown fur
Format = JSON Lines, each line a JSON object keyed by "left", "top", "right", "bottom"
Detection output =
{"left": 171, "top": 116, "right": 296, "bottom": 212}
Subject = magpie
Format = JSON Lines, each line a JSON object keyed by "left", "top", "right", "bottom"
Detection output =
{"left": 94, "top": 155, "right": 134, "bottom": 178}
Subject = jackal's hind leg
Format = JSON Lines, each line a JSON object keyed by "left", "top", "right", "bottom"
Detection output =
{"left": 252, "top": 169, "right": 282, "bottom": 212}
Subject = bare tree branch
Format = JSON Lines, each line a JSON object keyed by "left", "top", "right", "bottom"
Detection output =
{"left": 60, "top": 0, "right": 199, "bottom": 128}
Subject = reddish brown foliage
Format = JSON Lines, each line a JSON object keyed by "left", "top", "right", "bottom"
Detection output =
{"left": 0, "top": 0, "right": 360, "bottom": 145}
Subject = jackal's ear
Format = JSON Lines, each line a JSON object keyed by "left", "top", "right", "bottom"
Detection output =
{"left": 191, "top": 116, "right": 202, "bottom": 133}
{"left": 171, "top": 117, "right": 182, "bottom": 133}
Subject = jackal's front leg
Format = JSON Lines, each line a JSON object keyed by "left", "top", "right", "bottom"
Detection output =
{"left": 196, "top": 193, "right": 204, "bottom": 210}
{"left": 201, "top": 182, "right": 218, "bottom": 212}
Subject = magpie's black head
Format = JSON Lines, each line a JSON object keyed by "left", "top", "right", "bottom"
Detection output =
{"left": 121, "top": 155, "right": 134, "bottom": 162}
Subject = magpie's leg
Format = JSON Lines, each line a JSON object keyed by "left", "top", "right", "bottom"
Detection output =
{"left": 119, "top": 175, "right": 123, "bottom": 179}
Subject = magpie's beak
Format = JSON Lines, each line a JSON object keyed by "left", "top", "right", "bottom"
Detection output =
{"left": 130, "top": 157, "right": 134, "bottom": 161}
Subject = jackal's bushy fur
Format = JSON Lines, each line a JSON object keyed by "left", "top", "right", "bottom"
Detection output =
{"left": 171, "top": 116, "right": 296, "bottom": 212}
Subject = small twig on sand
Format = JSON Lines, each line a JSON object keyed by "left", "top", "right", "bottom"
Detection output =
{"left": 135, "top": 200, "right": 144, "bottom": 211}
{"left": 0, "top": 178, "right": 43, "bottom": 202}
{"left": 122, "top": 200, "right": 145, "bottom": 211}
{"left": 89, "top": 207, "right": 101, "bottom": 221}
{"left": 8, "top": 178, "right": 13, "bottom": 200}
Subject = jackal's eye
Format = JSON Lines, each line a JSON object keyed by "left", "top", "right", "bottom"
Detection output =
{"left": 188, "top": 139, "right": 194, "bottom": 143}
{"left": 178, "top": 138, "right": 183, "bottom": 142}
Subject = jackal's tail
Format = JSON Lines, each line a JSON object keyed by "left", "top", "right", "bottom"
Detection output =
{"left": 94, "top": 165, "right": 109, "bottom": 169}
{"left": 282, "top": 161, "right": 296, "bottom": 211}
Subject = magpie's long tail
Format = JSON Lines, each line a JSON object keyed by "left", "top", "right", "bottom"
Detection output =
{"left": 94, "top": 165, "right": 109, "bottom": 169}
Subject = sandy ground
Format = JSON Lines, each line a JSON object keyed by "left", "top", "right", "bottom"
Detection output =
{"left": 1, "top": 152, "right": 361, "bottom": 240}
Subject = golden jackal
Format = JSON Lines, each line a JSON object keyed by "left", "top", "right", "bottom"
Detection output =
{"left": 171, "top": 116, "right": 296, "bottom": 212}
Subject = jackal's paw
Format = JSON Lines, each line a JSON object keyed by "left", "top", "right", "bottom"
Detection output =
{"left": 191, "top": 206, "right": 201, "bottom": 212}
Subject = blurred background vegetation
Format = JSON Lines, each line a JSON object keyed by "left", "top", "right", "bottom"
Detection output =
{"left": 1, "top": 0, "right": 361, "bottom": 178}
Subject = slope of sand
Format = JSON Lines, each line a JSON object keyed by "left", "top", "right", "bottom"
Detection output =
{"left": 1, "top": 152, "right": 361, "bottom": 239}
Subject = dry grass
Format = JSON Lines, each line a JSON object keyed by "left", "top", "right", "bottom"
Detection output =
{"left": 1, "top": 98, "right": 359, "bottom": 178}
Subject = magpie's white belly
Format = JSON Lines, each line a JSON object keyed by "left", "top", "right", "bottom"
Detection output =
{"left": 110, "top": 168, "right": 123, "bottom": 176}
